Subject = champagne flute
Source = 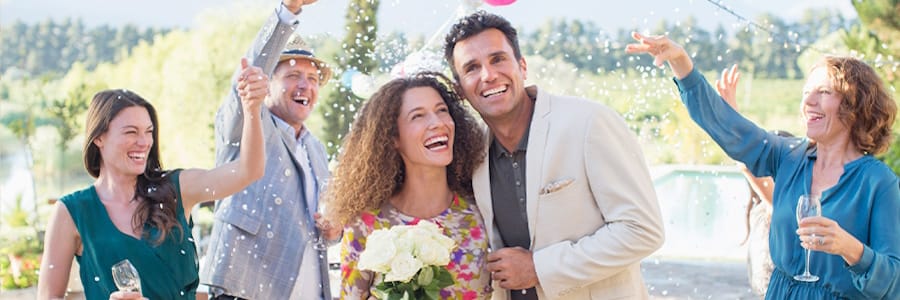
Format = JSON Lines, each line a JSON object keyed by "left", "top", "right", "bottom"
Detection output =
{"left": 111, "top": 259, "right": 142, "bottom": 293}
{"left": 794, "top": 195, "right": 821, "bottom": 282}
{"left": 313, "top": 201, "right": 329, "bottom": 251}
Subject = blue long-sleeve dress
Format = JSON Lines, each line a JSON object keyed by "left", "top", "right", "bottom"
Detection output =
{"left": 674, "top": 68, "right": 900, "bottom": 299}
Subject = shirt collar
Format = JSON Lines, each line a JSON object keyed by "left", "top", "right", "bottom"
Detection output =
{"left": 490, "top": 91, "right": 536, "bottom": 159}
{"left": 271, "top": 113, "right": 308, "bottom": 142}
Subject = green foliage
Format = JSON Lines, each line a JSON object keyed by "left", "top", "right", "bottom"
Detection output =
{"left": 848, "top": 0, "right": 900, "bottom": 174}
{"left": 0, "top": 18, "right": 168, "bottom": 77}
{"left": 0, "top": 252, "right": 40, "bottom": 290}
{"left": 321, "top": 0, "right": 380, "bottom": 157}
{"left": 0, "top": 199, "right": 43, "bottom": 290}
{"left": 521, "top": 9, "right": 849, "bottom": 80}
{"left": 373, "top": 265, "right": 454, "bottom": 300}
{"left": 881, "top": 135, "right": 900, "bottom": 175}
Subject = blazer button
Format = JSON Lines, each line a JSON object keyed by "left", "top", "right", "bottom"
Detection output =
{"left": 284, "top": 168, "right": 292, "bottom": 177}
{"left": 274, "top": 197, "right": 283, "bottom": 205}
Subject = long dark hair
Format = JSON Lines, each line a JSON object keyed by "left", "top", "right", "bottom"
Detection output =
{"left": 83, "top": 89, "right": 181, "bottom": 244}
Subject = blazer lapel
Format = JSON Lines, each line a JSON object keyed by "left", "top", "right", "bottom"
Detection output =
{"left": 525, "top": 87, "right": 550, "bottom": 248}
{"left": 472, "top": 126, "right": 500, "bottom": 249}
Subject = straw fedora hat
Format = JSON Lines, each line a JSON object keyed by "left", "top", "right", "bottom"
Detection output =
{"left": 278, "top": 34, "right": 332, "bottom": 86}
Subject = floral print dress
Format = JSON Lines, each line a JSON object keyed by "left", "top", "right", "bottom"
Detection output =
{"left": 339, "top": 195, "right": 492, "bottom": 300}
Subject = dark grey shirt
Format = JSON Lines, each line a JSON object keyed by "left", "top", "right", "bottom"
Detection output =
{"left": 488, "top": 119, "right": 538, "bottom": 300}
{"left": 488, "top": 127, "right": 531, "bottom": 250}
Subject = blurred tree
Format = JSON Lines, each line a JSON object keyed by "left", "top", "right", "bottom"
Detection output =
{"left": 321, "top": 0, "right": 380, "bottom": 157}
{"left": 847, "top": 0, "right": 899, "bottom": 85}
{"left": 47, "top": 83, "right": 90, "bottom": 192}
{"left": 847, "top": 0, "right": 900, "bottom": 175}
{"left": 0, "top": 19, "right": 167, "bottom": 76}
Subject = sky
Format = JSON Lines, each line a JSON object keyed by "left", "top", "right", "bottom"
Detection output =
{"left": 1, "top": 0, "right": 857, "bottom": 38}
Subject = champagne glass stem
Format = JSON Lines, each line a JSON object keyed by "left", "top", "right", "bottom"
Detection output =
{"left": 804, "top": 248, "right": 812, "bottom": 276}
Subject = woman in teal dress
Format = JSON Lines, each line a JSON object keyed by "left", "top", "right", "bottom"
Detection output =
{"left": 627, "top": 34, "right": 900, "bottom": 299}
{"left": 325, "top": 72, "right": 490, "bottom": 299}
{"left": 37, "top": 61, "right": 268, "bottom": 300}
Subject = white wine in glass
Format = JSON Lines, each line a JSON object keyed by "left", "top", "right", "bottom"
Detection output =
{"left": 313, "top": 202, "right": 328, "bottom": 251}
{"left": 111, "top": 259, "right": 142, "bottom": 293}
{"left": 794, "top": 195, "right": 821, "bottom": 282}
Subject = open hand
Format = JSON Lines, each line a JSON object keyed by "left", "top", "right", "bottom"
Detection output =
{"left": 625, "top": 32, "right": 694, "bottom": 79}
{"left": 716, "top": 64, "right": 742, "bottom": 109}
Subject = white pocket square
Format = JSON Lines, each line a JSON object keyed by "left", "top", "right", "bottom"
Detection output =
{"left": 540, "top": 177, "right": 574, "bottom": 195}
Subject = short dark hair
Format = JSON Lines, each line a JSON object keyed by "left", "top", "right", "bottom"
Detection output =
{"left": 443, "top": 11, "right": 522, "bottom": 80}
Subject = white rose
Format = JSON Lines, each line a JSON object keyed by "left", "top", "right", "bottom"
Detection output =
{"left": 393, "top": 227, "right": 416, "bottom": 254}
{"left": 431, "top": 232, "right": 455, "bottom": 251}
{"left": 416, "top": 220, "right": 441, "bottom": 233}
{"left": 415, "top": 221, "right": 455, "bottom": 251}
{"left": 358, "top": 229, "right": 396, "bottom": 273}
{"left": 416, "top": 237, "right": 451, "bottom": 266}
{"left": 385, "top": 252, "right": 423, "bottom": 283}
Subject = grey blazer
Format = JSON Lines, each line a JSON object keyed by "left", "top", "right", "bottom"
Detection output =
{"left": 199, "top": 10, "right": 332, "bottom": 300}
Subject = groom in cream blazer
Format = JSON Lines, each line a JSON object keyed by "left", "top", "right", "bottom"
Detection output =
{"left": 443, "top": 12, "right": 665, "bottom": 300}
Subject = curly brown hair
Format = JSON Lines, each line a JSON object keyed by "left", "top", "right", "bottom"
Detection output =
{"left": 813, "top": 56, "right": 897, "bottom": 155}
{"left": 326, "top": 72, "right": 486, "bottom": 225}
{"left": 83, "top": 89, "right": 182, "bottom": 245}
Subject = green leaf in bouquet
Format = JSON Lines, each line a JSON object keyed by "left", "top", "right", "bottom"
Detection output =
{"left": 417, "top": 264, "right": 435, "bottom": 286}
{"left": 433, "top": 266, "right": 455, "bottom": 289}
{"left": 424, "top": 284, "right": 443, "bottom": 300}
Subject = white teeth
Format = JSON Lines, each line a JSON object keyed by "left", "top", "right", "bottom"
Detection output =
{"left": 128, "top": 153, "right": 146, "bottom": 160}
{"left": 424, "top": 136, "right": 449, "bottom": 149}
{"left": 481, "top": 86, "right": 507, "bottom": 97}
{"left": 295, "top": 97, "right": 309, "bottom": 106}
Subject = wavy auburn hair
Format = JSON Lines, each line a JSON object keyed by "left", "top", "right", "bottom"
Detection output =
{"left": 83, "top": 89, "right": 181, "bottom": 245}
{"left": 326, "top": 72, "right": 486, "bottom": 225}
{"left": 814, "top": 56, "right": 896, "bottom": 155}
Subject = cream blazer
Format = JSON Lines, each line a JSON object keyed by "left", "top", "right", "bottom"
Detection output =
{"left": 472, "top": 86, "right": 665, "bottom": 300}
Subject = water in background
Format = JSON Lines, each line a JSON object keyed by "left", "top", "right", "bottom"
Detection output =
{"left": 651, "top": 165, "right": 751, "bottom": 261}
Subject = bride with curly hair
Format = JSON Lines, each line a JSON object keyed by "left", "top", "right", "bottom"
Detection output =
{"left": 325, "top": 72, "right": 490, "bottom": 299}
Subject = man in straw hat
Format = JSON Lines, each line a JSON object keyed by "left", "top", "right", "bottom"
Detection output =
{"left": 200, "top": 1, "right": 339, "bottom": 299}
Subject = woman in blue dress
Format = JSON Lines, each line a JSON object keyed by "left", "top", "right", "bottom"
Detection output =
{"left": 627, "top": 33, "right": 900, "bottom": 299}
{"left": 37, "top": 60, "right": 268, "bottom": 300}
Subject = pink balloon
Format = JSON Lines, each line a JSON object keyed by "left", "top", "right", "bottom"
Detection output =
{"left": 484, "top": 0, "right": 516, "bottom": 6}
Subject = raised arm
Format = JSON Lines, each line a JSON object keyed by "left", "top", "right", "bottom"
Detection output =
{"left": 624, "top": 32, "right": 694, "bottom": 79}
{"left": 180, "top": 59, "right": 267, "bottom": 210}
{"left": 215, "top": 0, "right": 313, "bottom": 164}
{"left": 714, "top": 65, "right": 776, "bottom": 203}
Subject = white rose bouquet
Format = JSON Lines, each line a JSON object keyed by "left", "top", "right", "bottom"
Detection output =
{"left": 357, "top": 220, "right": 456, "bottom": 300}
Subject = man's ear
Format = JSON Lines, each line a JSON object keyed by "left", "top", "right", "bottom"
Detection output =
{"left": 519, "top": 56, "right": 528, "bottom": 81}
{"left": 452, "top": 82, "right": 465, "bottom": 100}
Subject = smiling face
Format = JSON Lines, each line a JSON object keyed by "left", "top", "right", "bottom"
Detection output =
{"left": 266, "top": 58, "right": 321, "bottom": 134}
{"left": 801, "top": 66, "right": 850, "bottom": 144}
{"left": 394, "top": 87, "right": 456, "bottom": 170}
{"left": 451, "top": 28, "right": 529, "bottom": 124}
{"left": 93, "top": 106, "right": 154, "bottom": 177}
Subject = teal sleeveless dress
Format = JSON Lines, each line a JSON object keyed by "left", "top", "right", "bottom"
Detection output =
{"left": 60, "top": 170, "right": 198, "bottom": 299}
